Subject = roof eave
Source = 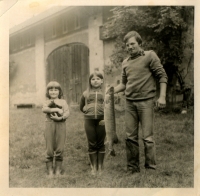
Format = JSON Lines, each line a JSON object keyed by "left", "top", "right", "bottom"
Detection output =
{"left": 9, "top": 6, "right": 73, "bottom": 36}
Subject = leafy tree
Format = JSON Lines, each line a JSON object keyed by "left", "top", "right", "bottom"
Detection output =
{"left": 103, "top": 6, "right": 194, "bottom": 108}
{"left": 103, "top": 6, "right": 193, "bottom": 76}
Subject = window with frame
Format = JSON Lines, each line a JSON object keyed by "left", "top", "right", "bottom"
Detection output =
{"left": 75, "top": 13, "right": 80, "bottom": 29}
{"left": 12, "top": 37, "right": 19, "bottom": 52}
{"left": 12, "top": 38, "right": 17, "bottom": 52}
{"left": 52, "top": 21, "right": 57, "bottom": 37}
{"left": 62, "top": 17, "right": 68, "bottom": 33}
{"left": 26, "top": 32, "right": 31, "bottom": 46}
{"left": 19, "top": 34, "right": 24, "bottom": 49}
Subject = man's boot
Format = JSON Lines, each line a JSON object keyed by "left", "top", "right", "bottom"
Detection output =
{"left": 97, "top": 152, "right": 105, "bottom": 176}
{"left": 55, "top": 161, "right": 64, "bottom": 175}
{"left": 89, "top": 152, "right": 98, "bottom": 176}
{"left": 126, "top": 138, "right": 140, "bottom": 173}
{"left": 46, "top": 162, "right": 54, "bottom": 177}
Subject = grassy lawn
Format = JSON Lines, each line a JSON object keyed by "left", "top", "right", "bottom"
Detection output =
{"left": 9, "top": 106, "right": 194, "bottom": 188}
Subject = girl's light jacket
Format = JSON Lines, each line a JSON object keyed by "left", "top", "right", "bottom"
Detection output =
{"left": 42, "top": 99, "right": 69, "bottom": 122}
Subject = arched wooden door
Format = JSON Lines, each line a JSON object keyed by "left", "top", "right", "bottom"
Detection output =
{"left": 46, "top": 43, "right": 89, "bottom": 104}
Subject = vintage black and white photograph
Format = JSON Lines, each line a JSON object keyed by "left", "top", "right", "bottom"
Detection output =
{"left": 0, "top": 0, "right": 198, "bottom": 194}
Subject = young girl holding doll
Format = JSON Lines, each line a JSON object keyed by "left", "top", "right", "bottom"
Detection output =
{"left": 80, "top": 71, "right": 106, "bottom": 176}
{"left": 42, "top": 81, "right": 69, "bottom": 176}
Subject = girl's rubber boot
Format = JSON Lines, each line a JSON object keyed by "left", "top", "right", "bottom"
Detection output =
{"left": 89, "top": 153, "right": 98, "bottom": 176}
{"left": 46, "top": 162, "right": 54, "bottom": 177}
{"left": 97, "top": 152, "right": 105, "bottom": 176}
{"left": 55, "top": 161, "right": 64, "bottom": 176}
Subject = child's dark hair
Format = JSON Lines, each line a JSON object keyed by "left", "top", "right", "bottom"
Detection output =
{"left": 84, "top": 71, "right": 104, "bottom": 99}
{"left": 46, "top": 81, "right": 63, "bottom": 99}
{"left": 88, "top": 71, "right": 103, "bottom": 88}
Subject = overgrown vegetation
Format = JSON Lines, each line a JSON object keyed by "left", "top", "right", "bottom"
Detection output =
{"left": 9, "top": 107, "right": 193, "bottom": 188}
{"left": 102, "top": 6, "right": 194, "bottom": 108}
{"left": 103, "top": 6, "right": 194, "bottom": 75}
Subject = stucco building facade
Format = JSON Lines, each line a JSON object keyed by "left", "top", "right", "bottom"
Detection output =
{"left": 9, "top": 6, "right": 116, "bottom": 107}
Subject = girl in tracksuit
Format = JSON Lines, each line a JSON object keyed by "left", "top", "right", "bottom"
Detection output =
{"left": 42, "top": 81, "right": 70, "bottom": 176}
{"left": 80, "top": 71, "right": 106, "bottom": 176}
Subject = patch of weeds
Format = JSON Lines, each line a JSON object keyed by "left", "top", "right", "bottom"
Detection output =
{"left": 161, "top": 170, "right": 173, "bottom": 177}
{"left": 172, "top": 107, "right": 182, "bottom": 114}
{"left": 180, "top": 121, "right": 194, "bottom": 134}
{"left": 19, "top": 161, "right": 30, "bottom": 169}
{"left": 22, "top": 148, "right": 36, "bottom": 160}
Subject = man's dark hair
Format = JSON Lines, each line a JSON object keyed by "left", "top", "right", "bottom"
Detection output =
{"left": 46, "top": 81, "right": 63, "bottom": 99}
{"left": 124, "top": 31, "right": 142, "bottom": 45}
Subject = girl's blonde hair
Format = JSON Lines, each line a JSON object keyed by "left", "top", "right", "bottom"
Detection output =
{"left": 46, "top": 81, "right": 63, "bottom": 99}
{"left": 84, "top": 71, "right": 104, "bottom": 99}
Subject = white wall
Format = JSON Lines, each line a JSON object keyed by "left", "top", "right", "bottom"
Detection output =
{"left": 88, "top": 12, "right": 104, "bottom": 74}
{"left": 9, "top": 10, "right": 107, "bottom": 107}
{"left": 103, "top": 39, "right": 121, "bottom": 86}
{"left": 9, "top": 48, "right": 36, "bottom": 107}
{"left": 35, "top": 24, "right": 46, "bottom": 107}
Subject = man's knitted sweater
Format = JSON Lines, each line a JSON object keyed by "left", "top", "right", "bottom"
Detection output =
{"left": 121, "top": 50, "right": 168, "bottom": 100}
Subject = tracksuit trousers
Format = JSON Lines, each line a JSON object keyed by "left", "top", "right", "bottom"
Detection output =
{"left": 84, "top": 119, "right": 106, "bottom": 154}
{"left": 44, "top": 121, "right": 66, "bottom": 163}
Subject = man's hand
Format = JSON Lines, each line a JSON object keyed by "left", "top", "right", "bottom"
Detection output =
{"left": 156, "top": 96, "right": 166, "bottom": 109}
{"left": 157, "top": 83, "right": 167, "bottom": 109}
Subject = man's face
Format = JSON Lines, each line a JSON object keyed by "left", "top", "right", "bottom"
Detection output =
{"left": 126, "top": 36, "right": 141, "bottom": 56}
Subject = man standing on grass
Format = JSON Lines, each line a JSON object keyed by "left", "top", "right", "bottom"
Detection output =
{"left": 111, "top": 31, "right": 168, "bottom": 174}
